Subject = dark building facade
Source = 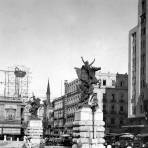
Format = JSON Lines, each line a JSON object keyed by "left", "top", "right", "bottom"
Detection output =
{"left": 103, "top": 74, "right": 128, "bottom": 134}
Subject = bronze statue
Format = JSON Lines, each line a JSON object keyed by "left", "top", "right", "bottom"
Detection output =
{"left": 75, "top": 57, "right": 101, "bottom": 108}
{"left": 28, "top": 96, "right": 41, "bottom": 119}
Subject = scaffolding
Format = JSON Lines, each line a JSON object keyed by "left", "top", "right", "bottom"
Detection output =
{"left": 0, "top": 66, "right": 30, "bottom": 100}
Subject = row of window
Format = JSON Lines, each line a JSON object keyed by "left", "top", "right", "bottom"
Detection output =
{"left": 66, "top": 85, "right": 78, "bottom": 94}
{"left": 104, "top": 117, "right": 124, "bottom": 126}
{"left": 103, "top": 105, "right": 125, "bottom": 113}
{"left": 65, "top": 80, "right": 79, "bottom": 94}
{"left": 66, "top": 117, "right": 73, "bottom": 124}
{"left": 103, "top": 93, "right": 126, "bottom": 102}
{"left": 54, "top": 110, "right": 63, "bottom": 119}
{"left": 54, "top": 119, "right": 64, "bottom": 127}
{"left": 98, "top": 79, "right": 116, "bottom": 87}
{"left": 66, "top": 105, "right": 79, "bottom": 115}
{"left": 103, "top": 99, "right": 125, "bottom": 103}
{"left": 54, "top": 100, "right": 63, "bottom": 110}
{"left": 65, "top": 94, "right": 81, "bottom": 106}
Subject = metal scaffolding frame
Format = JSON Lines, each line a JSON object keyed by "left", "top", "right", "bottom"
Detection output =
{"left": 0, "top": 66, "right": 31, "bottom": 99}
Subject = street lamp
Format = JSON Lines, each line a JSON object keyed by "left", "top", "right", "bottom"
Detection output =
{"left": 89, "top": 93, "right": 98, "bottom": 139}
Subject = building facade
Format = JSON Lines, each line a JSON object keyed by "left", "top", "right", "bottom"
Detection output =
{"left": 103, "top": 74, "right": 128, "bottom": 134}
{"left": 0, "top": 96, "right": 24, "bottom": 140}
{"left": 53, "top": 96, "right": 65, "bottom": 136}
{"left": 128, "top": 0, "right": 148, "bottom": 125}
{"left": 64, "top": 72, "right": 128, "bottom": 135}
{"left": 51, "top": 72, "right": 128, "bottom": 135}
{"left": 64, "top": 79, "right": 81, "bottom": 135}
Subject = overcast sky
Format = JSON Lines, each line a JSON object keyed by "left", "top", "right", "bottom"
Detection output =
{"left": 0, "top": 0, "right": 138, "bottom": 99}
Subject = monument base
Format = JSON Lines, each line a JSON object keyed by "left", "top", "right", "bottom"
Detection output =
{"left": 26, "top": 119, "right": 43, "bottom": 145}
{"left": 73, "top": 107, "right": 105, "bottom": 148}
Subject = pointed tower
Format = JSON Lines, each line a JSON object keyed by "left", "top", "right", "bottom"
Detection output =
{"left": 46, "top": 79, "right": 50, "bottom": 106}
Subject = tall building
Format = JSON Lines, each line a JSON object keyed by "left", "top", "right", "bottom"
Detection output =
{"left": 128, "top": 0, "right": 148, "bottom": 120}
{"left": 128, "top": 0, "right": 148, "bottom": 134}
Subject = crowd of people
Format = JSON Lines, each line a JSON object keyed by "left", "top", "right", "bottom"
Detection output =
{"left": 104, "top": 133, "right": 148, "bottom": 148}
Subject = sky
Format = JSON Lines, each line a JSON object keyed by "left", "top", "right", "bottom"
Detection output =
{"left": 0, "top": 0, "right": 138, "bottom": 100}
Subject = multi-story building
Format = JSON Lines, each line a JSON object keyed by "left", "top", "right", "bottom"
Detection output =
{"left": 95, "top": 72, "right": 117, "bottom": 111}
{"left": 53, "top": 95, "right": 65, "bottom": 136}
{"left": 51, "top": 72, "right": 128, "bottom": 135}
{"left": 128, "top": 0, "right": 148, "bottom": 124}
{"left": 0, "top": 96, "right": 25, "bottom": 140}
{"left": 64, "top": 72, "right": 128, "bottom": 135}
{"left": 128, "top": 0, "right": 148, "bottom": 134}
{"left": 103, "top": 74, "right": 128, "bottom": 134}
{"left": 64, "top": 79, "right": 81, "bottom": 135}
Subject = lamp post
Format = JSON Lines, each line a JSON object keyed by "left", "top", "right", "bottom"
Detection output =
{"left": 89, "top": 93, "right": 98, "bottom": 139}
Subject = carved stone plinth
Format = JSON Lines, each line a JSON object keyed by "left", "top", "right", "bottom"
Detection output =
{"left": 72, "top": 107, "right": 105, "bottom": 148}
{"left": 26, "top": 119, "right": 43, "bottom": 145}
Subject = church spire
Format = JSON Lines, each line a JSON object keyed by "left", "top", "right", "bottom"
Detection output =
{"left": 46, "top": 79, "right": 50, "bottom": 105}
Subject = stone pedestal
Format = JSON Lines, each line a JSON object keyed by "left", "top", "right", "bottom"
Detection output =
{"left": 26, "top": 119, "right": 43, "bottom": 145}
{"left": 73, "top": 107, "right": 105, "bottom": 148}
